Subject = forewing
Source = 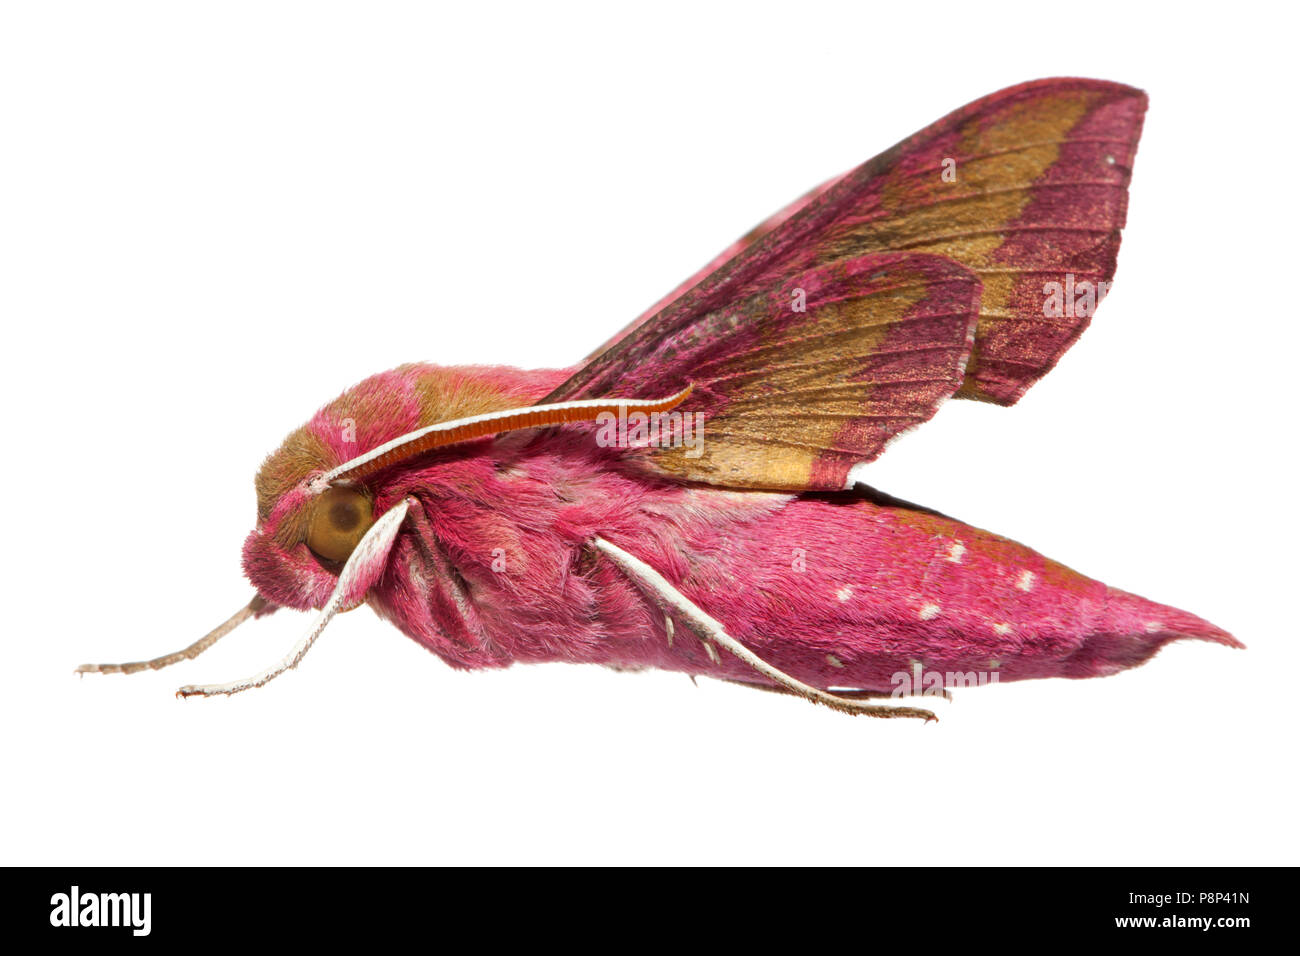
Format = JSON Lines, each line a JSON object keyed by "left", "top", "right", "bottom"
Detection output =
{"left": 559, "top": 77, "right": 1146, "bottom": 407}
{"left": 591, "top": 252, "right": 982, "bottom": 490}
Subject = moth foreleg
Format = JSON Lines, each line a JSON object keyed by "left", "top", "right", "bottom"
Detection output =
{"left": 591, "top": 537, "right": 936, "bottom": 721}
{"left": 175, "top": 603, "right": 336, "bottom": 698}
{"left": 177, "top": 498, "right": 413, "bottom": 698}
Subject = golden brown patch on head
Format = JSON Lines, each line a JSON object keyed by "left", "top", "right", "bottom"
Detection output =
{"left": 252, "top": 365, "right": 525, "bottom": 548}
{"left": 255, "top": 425, "right": 334, "bottom": 521}
{"left": 253, "top": 376, "right": 415, "bottom": 530}
{"left": 406, "top": 364, "right": 523, "bottom": 427}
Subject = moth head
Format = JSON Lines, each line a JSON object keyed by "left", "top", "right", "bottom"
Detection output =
{"left": 240, "top": 362, "right": 689, "bottom": 610}
{"left": 242, "top": 481, "right": 377, "bottom": 611}
{"left": 240, "top": 364, "right": 544, "bottom": 609}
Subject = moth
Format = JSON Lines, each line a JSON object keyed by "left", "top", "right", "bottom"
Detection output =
{"left": 81, "top": 78, "right": 1239, "bottom": 720}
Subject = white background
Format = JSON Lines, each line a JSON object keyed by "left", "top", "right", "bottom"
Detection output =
{"left": 2, "top": 2, "right": 1295, "bottom": 866}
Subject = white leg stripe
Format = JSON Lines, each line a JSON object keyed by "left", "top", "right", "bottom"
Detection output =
{"left": 592, "top": 537, "right": 935, "bottom": 719}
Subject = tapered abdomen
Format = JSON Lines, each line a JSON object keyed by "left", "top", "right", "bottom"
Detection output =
{"left": 595, "top": 488, "right": 1240, "bottom": 692}
{"left": 368, "top": 441, "right": 1237, "bottom": 693}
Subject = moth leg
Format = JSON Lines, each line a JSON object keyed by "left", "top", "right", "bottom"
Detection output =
{"left": 698, "top": 636, "right": 721, "bottom": 665}
{"left": 175, "top": 601, "right": 338, "bottom": 698}
{"left": 592, "top": 537, "right": 936, "bottom": 721}
{"left": 77, "top": 595, "right": 269, "bottom": 676}
{"left": 178, "top": 498, "right": 413, "bottom": 698}
{"left": 721, "top": 679, "right": 952, "bottom": 703}
{"left": 833, "top": 685, "right": 952, "bottom": 703}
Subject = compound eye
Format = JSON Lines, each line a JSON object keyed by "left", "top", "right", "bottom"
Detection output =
{"left": 306, "top": 486, "right": 374, "bottom": 563}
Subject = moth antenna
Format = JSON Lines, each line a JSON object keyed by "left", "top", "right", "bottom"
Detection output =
{"left": 177, "top": 499, "right": 412, "bottom": 698}
{"left": 312, "top": 384, "right": 693, "bottom": 490}
{"left": 592, "top": 537, "right": 937, "bottom": 721}
{"left": 76, "top": 595, "right": 268, "bottom": 676}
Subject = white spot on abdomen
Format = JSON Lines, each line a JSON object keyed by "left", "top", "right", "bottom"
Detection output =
{"left": 836, "top": 586, "right": 853, "bottom": 602}
{"left": 993, "top": 622, "right": 1011, "bottom": 636}
{"left": 947, "top": 542, "right": 965, "bottom": 564}
{"left": 1017, "top": 570, "right": 1037, "bottom": 592}
{"left": 826, "top": 654, "right": 845, "bottom": 669}
{"left": 919, "top": 602, "right": 941, "bottom": 621}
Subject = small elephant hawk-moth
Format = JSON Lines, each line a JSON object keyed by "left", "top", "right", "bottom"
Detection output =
{"left": 80, "top": 77, "right": 1239, "bottom": 720}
